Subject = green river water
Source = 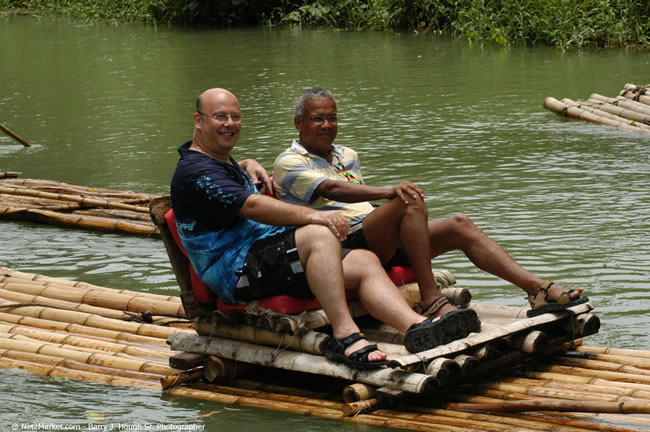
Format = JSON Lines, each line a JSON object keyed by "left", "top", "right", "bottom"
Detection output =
{"left": 0, "top": 14, "right": 649, "bottom": 431}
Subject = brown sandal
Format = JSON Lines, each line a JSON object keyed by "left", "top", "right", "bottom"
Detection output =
{"left": 527, "top": 280, "right": 589, "bottom": 317}
{"left": 413, "top": 296, "right": 450, "bottom": 317}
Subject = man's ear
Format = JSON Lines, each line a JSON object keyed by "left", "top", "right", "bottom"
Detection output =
{"left": 294, "top": 115, "right": 303, "bottom": 132}
{"left": 194, "top": 112, "right": 202, "bottom": 129}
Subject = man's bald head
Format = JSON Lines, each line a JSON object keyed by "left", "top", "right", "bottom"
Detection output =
{"left": 196, "top": 88, "right": 239, "bottom": 113}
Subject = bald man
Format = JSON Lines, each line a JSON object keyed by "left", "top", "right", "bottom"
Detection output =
{"left": 169, "top": 88, "right": 481, "bottom": 370}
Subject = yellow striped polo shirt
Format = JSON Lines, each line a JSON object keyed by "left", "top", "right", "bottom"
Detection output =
{"left": 273, "top": 140, "right": 374, "bottom": 229}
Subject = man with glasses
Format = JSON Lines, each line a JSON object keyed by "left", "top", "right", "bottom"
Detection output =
{"left": 170, "top": 88, "right": 481, "bottom": 370}
{"left": 273, "top": 87, "right": 588, "bottom": 321}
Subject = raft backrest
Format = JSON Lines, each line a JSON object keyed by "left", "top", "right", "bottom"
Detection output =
{"left": 149, "top": 196, "right": 216, "bottom": 320}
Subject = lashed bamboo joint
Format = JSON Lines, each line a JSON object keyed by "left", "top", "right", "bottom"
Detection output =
{"left": 544, "top": 83, "right": 650, "bottom": 134}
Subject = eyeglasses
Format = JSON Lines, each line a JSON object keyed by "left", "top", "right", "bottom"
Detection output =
{"left": 198, "top": 111, "right": 243, "bottom": 123}
{"left": 307, "top": 115, "right": 338, "bottom": 124}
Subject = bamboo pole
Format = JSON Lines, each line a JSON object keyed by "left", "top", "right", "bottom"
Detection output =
{"left": 0, "top": 178, "right": 158, "bottom": 199}
{"left": 490, "top": 377, "right": 650, "bottom": 401}
{"left": 379, "top": 409, "right": 561, "bottom": 432}
{"left": 0, "top": 299, "right": 191, "bottom": 339}
{"left": 535, "top": 364, "right": 650, "bottom": 385}
{"left": 586, "top": 98, "right": 650, "bottom": 121}
{"left": 0, "top": 282, "right": 184, "bottom": 316}
{"left": 0, "top": 185, "right": 149, "bottom": 212}
{"left": 577, "top": 345, "right": 650, "bottom": 360}
{"left": 343, "top": 383, "right": 377, "bottom": 403}
{"left": 475, "top": 379, "right": 640, "bottom": 404}
{"left": 462, "top": 396, "right": 635, "bottom": 430}
{"left": 0, "top": 267, "right": 181, "bottom": 303}
{"left": 522, "top": 370, "right": 650, "bottom": 393}
{"left": 552, "top": 355, "right": 650, "bottom": 376}
{"left": 194, "top": 320, "right": 328, "bottom": 355}
{"left": 449, "top": 399, "right": 650, "bottom": 414}
{"left": 403, "top": 404, "right": 603, "bottom": 432}
{"left": 0, "top": 323, "right": 172, "bottom": 359}
{"left": 0, "top": 206, "right": 159, "bottom": 236}
{"left": 0, "top": 335, "right": 179, "bottom": 375}
{"left": 0, "top": 287, "right": 136, "bottom": 320}
{"left": 562, "top": 98, "right": 650, "bottom": 129}
{"left": 202, "top": 356, "right": 253, "bottom": 384}
{"left": 73, "top": 208, "right": 154, "bottom": 222}
{"left": 0, "top": 123, "right": 31, "bottom": 147}
{"left": 589, "top": 93, "right": 650, "bottom": 115}
{"left": 0, "top": 311, "right": 169, "bottom": 346}
{"left": 0, "top": 348, "right": 163, "bottom": 381}
{"left": 0, "top": 357, "right": 160, "bottom": 389}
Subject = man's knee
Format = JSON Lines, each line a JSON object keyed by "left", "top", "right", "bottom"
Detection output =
{"left": 295, "top": 224, "right": 339, "bottom": 251}
{"left": 344, "top": 249, "right": 383, "bottom": 272}
{"left": 388, "top": 195, "right": 427, "bottom": 218}
{"left": 405, "top": 195, "right": 428, "bottom": 218}
{"left": 450, "top": 213, "right": 479, "bottom": 233}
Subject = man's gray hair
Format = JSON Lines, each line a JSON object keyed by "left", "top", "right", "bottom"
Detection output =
{"left": 294, "top": 87, "right": 336, "bottom": 117}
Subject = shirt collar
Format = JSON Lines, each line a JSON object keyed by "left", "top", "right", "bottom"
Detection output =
{"left": 290, "top": 139, "right": 343, "bottom": 160}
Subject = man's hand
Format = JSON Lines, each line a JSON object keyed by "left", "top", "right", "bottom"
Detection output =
{"left": 392, "top": 181, "right": 425, "bottom": 204}
{"left": 239, "top": 159, "right": 273, "bottom": 195}
{"left": 311, "top": 210, "right": 350, "bottom": 240}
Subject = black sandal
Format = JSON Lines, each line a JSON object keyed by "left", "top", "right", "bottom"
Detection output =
{"left": 325, "top": 332, "right": 389, "bottom": 370}
{"left": 405, "top": 298, "right": 481, "bottom": 353}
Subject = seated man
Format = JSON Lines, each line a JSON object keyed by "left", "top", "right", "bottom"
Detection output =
{"left": 273, "top": 87, "right": 588, "bottom": 319}
{"left": 169, "top": 88, "right": 481, "bottom": 370}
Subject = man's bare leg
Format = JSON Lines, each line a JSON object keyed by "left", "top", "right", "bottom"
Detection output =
{"left": 342, "top": 248, "right": 426, "bottom": 332}
{"left": 295, "top": 225, "right": 387, "bottom": 362}
{"left": 427, "top": 214, "right": 584, "bottom": 300}
{"left": 342, "top": 248, "right": 480, "bottom": 352}
{"left": 361, "top": 197, "right": 456, "bottom": 316}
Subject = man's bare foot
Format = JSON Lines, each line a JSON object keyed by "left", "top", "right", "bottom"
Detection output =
{"left": 344, "top": 338, "right": 387, "bottom": 362}
{"left": 414, "top": 296, "right": 457, "bottom": 320}
{"left": 546, "top": 283, "right": 584, "bottom": 301}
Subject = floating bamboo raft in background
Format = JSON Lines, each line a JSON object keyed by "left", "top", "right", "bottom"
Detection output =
{"left": 0, "top": 177, "right": 161, "bottom": 236}
{"left": 544, "top": 83, "right": 650, "bottom": 134}
{"left": 1, "top": 266, "right": 649, "bottom": 431}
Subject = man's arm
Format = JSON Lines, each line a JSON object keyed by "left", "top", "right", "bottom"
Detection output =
{"left": 316, "top": 179, "right": 425, "bottom": 205}
{"left": 239, "top": 159, "right": 272, "bottom": 195}
{"left": 240, "top": 194, "right": 350, "bottom": 240}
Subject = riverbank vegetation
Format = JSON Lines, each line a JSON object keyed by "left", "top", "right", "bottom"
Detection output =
{"left": 2, "top": 0, "right": 648, "bottom": 49}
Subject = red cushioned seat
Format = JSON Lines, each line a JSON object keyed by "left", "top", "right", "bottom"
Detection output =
{"left": 165, "top": 208, "right": 414, "bottom": 314}
{"left": 165, "top": 208, "right": 328, "bottom": 313}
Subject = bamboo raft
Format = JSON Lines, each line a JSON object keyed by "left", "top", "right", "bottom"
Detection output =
{"left": 544, "top": 83, "right": 650, "bottom": 134}
{"left": 0, "top": 174, "right": 161, "bottom": 236}
{"left": 2, "top": 266, "right": 650, "bottom": 431}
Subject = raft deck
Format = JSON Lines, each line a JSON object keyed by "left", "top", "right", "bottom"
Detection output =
{"left": 1, "top": 267, "right": 649, "bottom": 431}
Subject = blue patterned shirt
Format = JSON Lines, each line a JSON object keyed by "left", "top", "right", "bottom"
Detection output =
{"left": 170, "top": 141, "right": 288, "bottom": 303}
